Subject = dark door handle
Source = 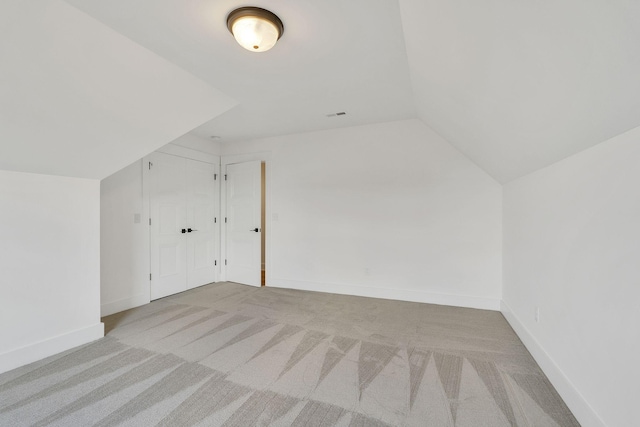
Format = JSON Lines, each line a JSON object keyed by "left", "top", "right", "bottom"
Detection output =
{"left": 181, "top": 228, "right": 187, "bottom": 233}
{"left": 251, "top": 228, "right": 260, "bottom": 232}
{"left": 187, "top": 228, "right": 197, "bottom": 233}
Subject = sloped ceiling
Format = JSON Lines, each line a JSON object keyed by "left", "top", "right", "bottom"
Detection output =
{"left": 7, "top": 0, "right": 640, "bottom": 182}
{"left": 399, "top": 0, "right": 640, "bottom": 182}
{"left": 62, "top": 0, "right": 417, "bottom": 146}
{"left": 0, "top": 0, "right": 237, "bottom": 179}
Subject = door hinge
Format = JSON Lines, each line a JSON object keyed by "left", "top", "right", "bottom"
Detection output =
{"left": 149, "top": 273, "right": 152, "bottom": 281}
{"left": 149, "top": 218, "right": 151, "bottom": 225}
{"left": 214, "top": 173, "right": 217, "bottom": 180}
{"left": 214, "top": 217, "right": 217, "bottom": 223}
{"left": 225, "top": 259, "right": 227, "bottom": 265}
{"left": 148, "top": 161, "right": 153, "bottom": 170}
{"left": 214, "top": 260, "right": 217, "bottom": 266}
{"left": 225, "top": 217, "right": 227, "bottom": 223}
{"left": 224, "top": 174, "right": 228, "bottom": 181}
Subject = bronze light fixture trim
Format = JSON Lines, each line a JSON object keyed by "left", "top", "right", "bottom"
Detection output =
{"left": 226, "top": 7, "right": 284, "bottom": 52}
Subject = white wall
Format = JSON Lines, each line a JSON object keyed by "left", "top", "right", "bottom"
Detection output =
{"left": 223, "top": 119, "right": 502, "bottom": 309}
{"left": 0, "top": 170, "right": 103, "bottom": 374}
{"left": 100, "top": 160, "right": 148, "bottom": 316}
{"left": 503, "top": 126, "right": 640, "bottom": 427}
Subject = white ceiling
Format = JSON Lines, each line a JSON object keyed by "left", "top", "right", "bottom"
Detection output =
{"left": 14, "top": 0, "right": 640, "bottom": 182}
{"left": 0, "top": 0, "right": 236, "bottom": 179}
{"left": 399, "top": 0, "right": 640, "bottom": 182}
{"left": 64, "top": 0, "right": 417, "bottom": 145}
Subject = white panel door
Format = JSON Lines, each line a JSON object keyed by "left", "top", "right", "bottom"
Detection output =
{"left": 149, "top": 152, "right": 187, "bottom": 300}
{"left": 186, "top": 160, "right": 217, "bottom": 289}
{"left": 226, "top": 161, "right": 261, "bottom": 287}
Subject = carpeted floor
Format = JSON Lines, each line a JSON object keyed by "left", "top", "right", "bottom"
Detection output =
{"left": 0, "top": 282, "right": 580, "bottom": 426}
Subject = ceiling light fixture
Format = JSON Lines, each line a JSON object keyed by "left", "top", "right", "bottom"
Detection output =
{"left": 227, "top": 7, "right": 284, "bottom": 53}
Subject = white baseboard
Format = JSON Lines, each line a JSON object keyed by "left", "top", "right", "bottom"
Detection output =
{"left": 0, "top": 323, "right": 104, "bottom": 375}
{"left": 500, "top": 301, "right": 606, "bottom": 427}
{"left": 101, "top": 293, "right": 149, "bottom": 317}
{"left": 270, "top": 278, "right": 500, "bottom": 311}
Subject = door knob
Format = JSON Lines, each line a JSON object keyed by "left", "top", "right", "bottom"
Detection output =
{"left": 251, "top": 228, "right": 260, "bottom": 232}
{"left": 181, "top": 229, "right": 186, "bottom": 233}
{"left": 187, "top": 228, "right": 197, "bottom": 233}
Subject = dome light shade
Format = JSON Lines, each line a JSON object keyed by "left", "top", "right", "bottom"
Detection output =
{"left": 227, "top": 7, "right": 284, "bottom": 53}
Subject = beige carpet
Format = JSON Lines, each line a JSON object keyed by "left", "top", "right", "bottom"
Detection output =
{"left": 0, "top": 282, "right": 579, "bottom": 426}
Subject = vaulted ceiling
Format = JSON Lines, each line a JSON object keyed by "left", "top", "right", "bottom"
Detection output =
{"left": 63, "top": 0, "right": 417, "bottom": 148}
{"left": 0, "top": 0, "right": 237, "bottom": 179}
{"left": 400, "top": 0, "right": 640, "bottom": 182}
{"left": 3, "top": 0, "right": 639, "bottom": 182}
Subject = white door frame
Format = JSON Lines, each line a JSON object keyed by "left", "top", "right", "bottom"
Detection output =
{"left": 221, "top": 152, "right": 271, "bottom": 285}
{"left": 143, "top": 145, "right": 221, "bottom": 301}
